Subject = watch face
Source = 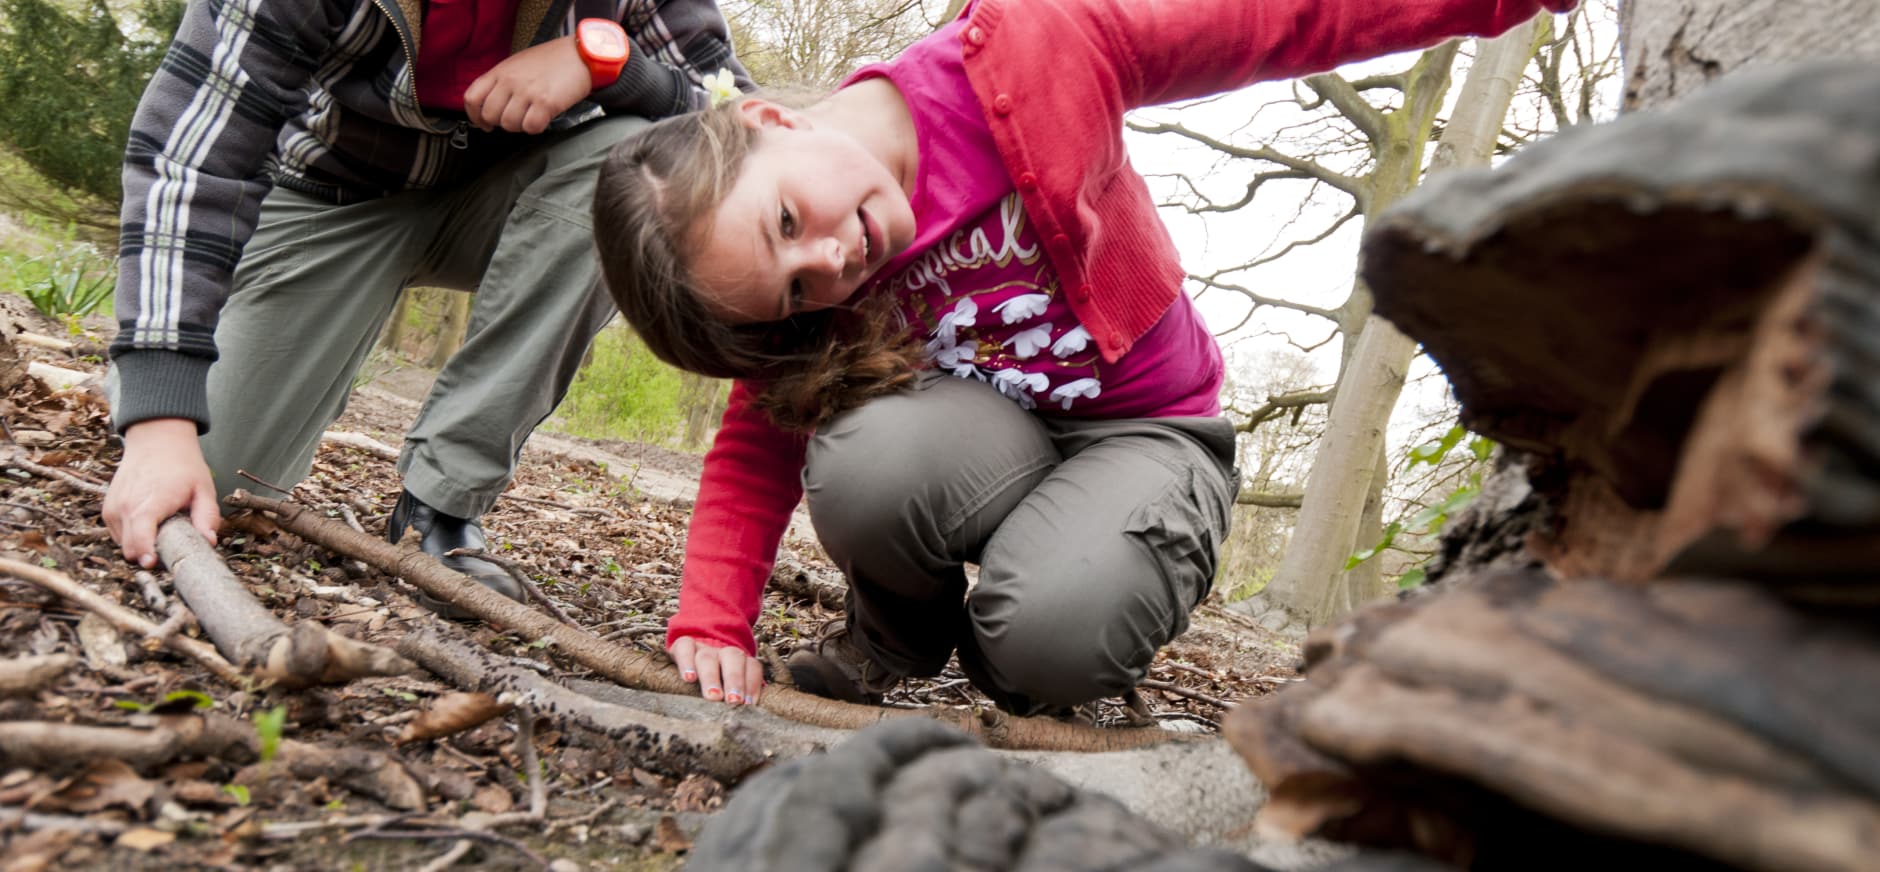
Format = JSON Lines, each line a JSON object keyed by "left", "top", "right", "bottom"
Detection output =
{"left": 579, "top": 20, "right": 629, "bottom": 62}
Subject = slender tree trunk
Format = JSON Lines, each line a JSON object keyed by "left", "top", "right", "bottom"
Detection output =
{"left": 1268, "top": 18, "right": 1547, "bottom": 629}
{"left": 428, "top": 292, "right": 472, "bottom": 368}
{"left": 680, "top": 372, "right": 719, "bottom": 450}
{"left": 380, "top": 289, "right": 413, "bottom": 356}
{"left": 1621, "top": 0, "right": 1879, "bottom": 110}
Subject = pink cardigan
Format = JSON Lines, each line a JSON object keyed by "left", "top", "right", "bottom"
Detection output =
{"left": 668, "top": 0, "right": 1576, "bottom": 655}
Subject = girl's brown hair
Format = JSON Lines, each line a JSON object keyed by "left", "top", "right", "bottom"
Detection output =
{"left": 592, "top": 98, "right": 922, "bottom": 432}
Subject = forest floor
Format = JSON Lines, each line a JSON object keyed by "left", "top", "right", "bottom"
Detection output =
{"left": 0, "top": 294, "right": 1302, "bottom": 871}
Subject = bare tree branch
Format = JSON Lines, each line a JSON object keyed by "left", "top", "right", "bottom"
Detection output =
{"left": 1302, "top": 73, "right": 1388, "bottom": 144}
{"left": 1126, "top": 119, "right": 1368, "bottom": 200}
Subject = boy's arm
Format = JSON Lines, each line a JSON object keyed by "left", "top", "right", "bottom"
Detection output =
{"left": 110, "top": 0, "right": 344, "bottom": 433}
{"left": 666, "top": 381, "right": 809, "bottom": 656}
{"left": 589, "top": 0, "right": 754, "bottom": 119}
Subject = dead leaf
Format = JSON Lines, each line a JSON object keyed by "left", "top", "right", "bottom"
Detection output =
{"left": 171, "top": 780, "right": 241, "bottom": 807}
{"left": 115, "top": 828, "right": 176, "bottom": 852}
{"left": 29, "top": 759, "right": 156, "bottom": 815}
{"left": 471, "top": 783, "right": 515, "bottom": 814}
{"left": 397, "top": 692, "right": 513, "bottom": 745}
{"left": 77, "top": 614, "right": 129, "bottom": 668}
{"left": 0, "top": 828, "right": 77, "bottom": 872}
{"left": 0, "top": 772, "right": 54, "bottom": 805}
{"left": 670, "top": 774, "right": 724, "bottom": 813}
{"left": 652, "top": 814, "right": 691, "bottom": 854}
{"left": 16, "top": 530, "right": 47, "bottom": 553}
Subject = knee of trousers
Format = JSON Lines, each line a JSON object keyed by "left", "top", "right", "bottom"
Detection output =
{"left": 804, "top": 381, "right": 1052, "bottom": 568}
{"left": 964, "top": 576, "right": 1176, "bottom": 706}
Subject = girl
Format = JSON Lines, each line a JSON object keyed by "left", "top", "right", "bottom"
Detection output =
{"left": 593, "top": 0, "right": 1575, "bottom": 714}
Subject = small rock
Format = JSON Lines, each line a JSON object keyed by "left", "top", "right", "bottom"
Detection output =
{"left": 1258, "top": 610, "right": 1292, "bottom": 633}
{"left": 548, "top": 860, "right": 583, "bottom": 872}
{"left": 616, "top": 822, "right": 650, "bottom": 844}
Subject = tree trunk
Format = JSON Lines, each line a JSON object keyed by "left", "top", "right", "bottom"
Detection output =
{"left": 427, "top": 292, "right": 472, "bottom": 368}
{"left": 379, "top": 288, "right": 413, "bottom": 356}
{"left": 1621, "top": 0, "right": 1880, "bottom": 110}
{"left": 1266, "top": 19, "right": 1544, "bottom": 629}
{"left": 680, "top": 371, "right": 719, "bottom": 450}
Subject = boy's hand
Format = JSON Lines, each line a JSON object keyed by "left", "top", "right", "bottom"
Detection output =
{"left": 464, "top": 36, "right": 592, "bottom": 135}
{"left": 669, "top": 635, "right": 764, "bottom": 705}
{"left": 103, "top": 418, "right": 221, "bottom": 568}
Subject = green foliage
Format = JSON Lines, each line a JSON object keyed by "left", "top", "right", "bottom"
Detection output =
{"left": 547, "top": 325, "right": 708, "bottom": 446}
{"left": 1346, "top": 425, "right": 1497, "bottom": 590}
{"left": 113, "top": 688, "right": 215, "bottom": 713}
{"left": 222, "top": 784, "right": 251, "bottom": 806}
{"left": 2, "top": 236, "right": 115, "bottom": 321}
{"left": 0, "top": 0, "right": 183, "bottom": 205}
{"left": 253, "top": 704, "right": 287, "bottom": 763}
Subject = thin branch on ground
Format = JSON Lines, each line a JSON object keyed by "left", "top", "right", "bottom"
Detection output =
{"left": 0, "top": 557, "right": 243, "bottom": 685}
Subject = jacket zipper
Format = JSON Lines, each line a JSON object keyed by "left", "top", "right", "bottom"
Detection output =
{"left": 369, "top": 0, "right": 464, "bottom": 144}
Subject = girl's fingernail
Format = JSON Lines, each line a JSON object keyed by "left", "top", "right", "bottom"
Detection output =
{"left": 705, "top": 686, "right": 722, "bottom": 700}
{"left": 682, "top": 670, "right": 697, "bottom": 682}
{"left": 727, "top": 692, "right": 743, "bottom": 704}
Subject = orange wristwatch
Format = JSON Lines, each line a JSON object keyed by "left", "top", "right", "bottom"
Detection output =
{"left": 575, "top": 19, "right": 630, "bottom": 90}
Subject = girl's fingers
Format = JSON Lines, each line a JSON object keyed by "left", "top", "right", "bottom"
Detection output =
{"left": 740, "top": 655, "right": 765, "bottom": 706}
{"left": 668, "top": 637, "right": 698, "bottom": 684}
{"left": 694, "top": 645, "right": 724, "bottom": 702}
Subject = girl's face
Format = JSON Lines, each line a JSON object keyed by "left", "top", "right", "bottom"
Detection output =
{"left": 690, "top": 99, "right": 915, "bottom": 324}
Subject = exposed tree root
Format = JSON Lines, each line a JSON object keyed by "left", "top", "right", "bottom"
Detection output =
{"left": 231, "top": 490, "right": 1182, "bottom": 753}
{"left": 154, "top": 517, "right": 415, "bottom": 689}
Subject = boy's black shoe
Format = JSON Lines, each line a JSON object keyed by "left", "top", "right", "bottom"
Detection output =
{"left": 386, "top": 489, "right": 526, "bottom": 620}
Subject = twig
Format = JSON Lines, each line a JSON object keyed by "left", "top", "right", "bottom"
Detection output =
{"left": 547, "top": 797, "right": 619, "bottom": 835}
{"left": 416, "top": 839, "right": 475, "bottom": 872}
{"left": 337, "top": 504, "right": 367, "bottom": 534}
{"left": 0, "top": 654, "right": 75, "bottom": 696}
{"left": 502, "top": 493, "right": 618, "bottom": 519}
{"left": 1158, "top": 660, "right": 1225, "bottom": 682}
{"left": 134, "top": 571, "right": 169, "bottom": 612}
{"left": 444, "top": 548, "right": 581, "bottom": 629}
{"left": 3, "top": 450, "right": 105, "bottom": 495}
{"left": 236, "top": 468, "right": 295, "bottom": 497}
{"left": 344, "top": 827, "right": 549, "bottom": 870}
{"left": 0, "top": 807, "right": 129, "bottom": 835}
{"left": 516, "top": 712, "right": 547, "bottom": 818}
{"left": 1139, "top": 678, "right": 1236, "bottom": 709}
{"left": 321, "top": 430, "right": 401, "bottom": 462}
{"left": 0, "top": 557, "right": 242, "bottom": 685}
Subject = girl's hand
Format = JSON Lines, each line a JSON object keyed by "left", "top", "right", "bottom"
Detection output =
{"left": 463, "top": 36, "right": 592, "bottom": 135}
{"left": 669, "top": 635, "right": 764, "bottom": 705}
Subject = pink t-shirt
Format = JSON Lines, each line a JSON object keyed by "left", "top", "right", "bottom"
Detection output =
{"left": 843, "top": 22, "right": 1221, "bottom": 419}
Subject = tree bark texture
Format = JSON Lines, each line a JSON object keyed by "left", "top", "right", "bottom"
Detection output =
{"left": 1364, "top": 62, "right": 1880, "bottom": 585}
{"left": 1621, "top": 0, "right": 1880, "bottom": 110}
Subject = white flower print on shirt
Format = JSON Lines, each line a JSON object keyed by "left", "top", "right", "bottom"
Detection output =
{"left": 1051, "top": 325, "right": 1090, "bottom": 358}
{"left": 992, "top": 293, "right": 1050, "bottom": 324}
{"left": 930, "top": 338, "right": 978, "bottom": 369}
{"left": 1049, "top": 377, "right": 1102, "bottom": 410}
{"left": 991, "top": 368, "right": 1049, "bottom": 409}
{"left": 932, "top": 297, "right": 979, "bottom": 347}
{"left": 1003, "top": 323, "right": 1053, "bottom": 359}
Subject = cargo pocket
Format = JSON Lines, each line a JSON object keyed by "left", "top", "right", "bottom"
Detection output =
{"left": 1121, "top": 462, "right": 1233, "bottom": 638}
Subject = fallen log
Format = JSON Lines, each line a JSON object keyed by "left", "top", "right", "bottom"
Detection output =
{"left": 1228, "top": 571, "right": 1880, "bottom": 871}
{"left": 398, "top": 625, "right": 808, "bottom": 783}
{"left": 0, "top": 714, "right": 256, "bottom": 773}
{"left": 155, "top": 517, "right": 415, "bottom": 689}
{"left": 228, "top": 489, "right": 1181, "bottom": 753}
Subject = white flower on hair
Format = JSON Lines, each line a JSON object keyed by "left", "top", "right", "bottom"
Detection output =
{"left": 1051, "top": 325, "right": 1090, "bottom": 357}
{"left": 933, "top": 298, "right": 979, "bottom": 346}
{"left": 1049, "top": 377, "right": 1102, "bottom": 410}
{"left": 992, "top": 293, "right": 1050, "bottom": 324}
{"left": 991, "top": 368, "right": 1047, "bottom": 409}
{"left": 704, "top": 68, "right": 740, "bottom": 108}
{"left": 1003, "top": 323, "right": 1053, "bottom": 359}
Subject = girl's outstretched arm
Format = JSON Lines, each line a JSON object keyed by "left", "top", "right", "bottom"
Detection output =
{"left": 966, "top": 0, "right": 1576, "bottom": 113}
